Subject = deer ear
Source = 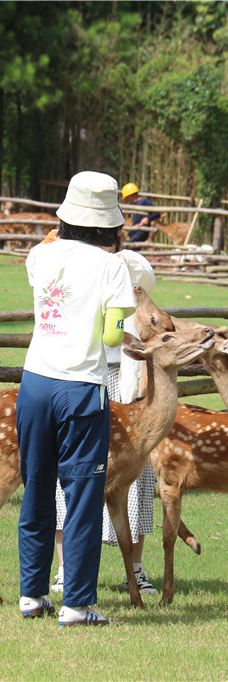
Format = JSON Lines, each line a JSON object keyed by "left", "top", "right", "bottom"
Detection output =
{"left": 123, "top": 332, "right": 146, "bottom": 361}
{"left": 123, "top": 332, "right": 141, "bottom": 346}
{"left": 123, "top": 347, "right": 146, "bottom": 361}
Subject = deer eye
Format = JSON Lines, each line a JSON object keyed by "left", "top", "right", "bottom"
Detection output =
{"left": 150, "top": 315, "right": 156, "bottom": 325}
{"left": 162, "top": 334, "right": 174, "bottom": 342}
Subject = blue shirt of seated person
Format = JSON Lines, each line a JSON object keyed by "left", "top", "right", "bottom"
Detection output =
{"left": 129, "top": 197, "right": 160, "bottom": 243}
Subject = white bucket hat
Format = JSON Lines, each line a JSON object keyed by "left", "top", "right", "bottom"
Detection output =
{"left": 56, "top": 171, "right": 124, "bottom": 228}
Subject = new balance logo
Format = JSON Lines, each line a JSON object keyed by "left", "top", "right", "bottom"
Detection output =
{"left": 94, "top": 464, "right": 105, "bottom": 474}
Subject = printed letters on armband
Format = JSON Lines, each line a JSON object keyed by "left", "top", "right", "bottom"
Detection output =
{"left": 116, "top": 319, "right": 124, "bottom": 329}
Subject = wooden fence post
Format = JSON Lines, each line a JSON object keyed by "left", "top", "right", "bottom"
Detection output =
{"left": 213, "top": 217, "right": 224, "bottom": 252}
{"left": 183, "top": 199, "right": 203, "bottom": 246}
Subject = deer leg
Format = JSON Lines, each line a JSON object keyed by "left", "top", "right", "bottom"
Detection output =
{"left": 178, "top": 518, "right": 201, "bottom": 555}
{"left": 106, "top": 489, "right": 144, "bottom": 609}
{"left": 159, "top": 481, "right": 181, "bottom": 606}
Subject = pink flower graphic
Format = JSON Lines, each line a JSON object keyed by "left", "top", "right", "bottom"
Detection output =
{"left": 38, "top": 269, "right": 71, "bottom": 312}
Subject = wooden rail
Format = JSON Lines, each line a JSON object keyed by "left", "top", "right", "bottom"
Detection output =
{"left": 0, "top": 307, "right": 227, "bottom": 397}
{"left": 1, "top": 196, "right": 228, "bottom": 217}
{"left": 0, "top": 306, "right": 227, "bottom": 323}
{"left": 121, "top": 204, "right": 228, "bottom": 217}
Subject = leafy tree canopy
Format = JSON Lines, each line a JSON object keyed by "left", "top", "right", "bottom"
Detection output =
{"left": 0, "top": 0, "right": 227, "bottom": 215}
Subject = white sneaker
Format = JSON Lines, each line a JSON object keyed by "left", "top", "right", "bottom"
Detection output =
{"left": 51, "top": 569, "right": 64, "bottom": 593}
{"left": 123, "top": 567, "right": 158, "bottom": 595}
{"left": 58, "top": 605, "right": 109, "bottom": 627}
{"left": 20, "top": 596, "right": 55, "bottom": 618}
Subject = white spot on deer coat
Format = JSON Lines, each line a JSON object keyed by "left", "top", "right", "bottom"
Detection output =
{"left": 113, "top": 432, "right": 121, "bottom": 441}
{"left": 175, "top": 447, "right": 183, "bottom": 455}
{"left": 4, "top": 408, "right": 12, "bottom": 416}
{"left": 201, "top": 462, "right": 217, "bottom": 470}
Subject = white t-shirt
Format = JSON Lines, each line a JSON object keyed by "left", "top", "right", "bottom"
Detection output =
{"left": 24, "top": 239, "right": 135, "bottom": 384}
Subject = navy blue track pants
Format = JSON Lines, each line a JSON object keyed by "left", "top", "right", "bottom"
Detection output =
{"left": 16, "top": 371, "right": 109, "bottom": 607}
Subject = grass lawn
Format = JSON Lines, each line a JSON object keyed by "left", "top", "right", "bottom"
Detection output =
{"left": 0, "top": 254, "right": 227, "bottom": 681}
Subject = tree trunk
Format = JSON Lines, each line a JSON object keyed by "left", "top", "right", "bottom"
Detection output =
{"left": 0, "top": 89, "right": 4, "bottom": 193}
{"left": 15, "top": 93, "right": 22, "bottom": 196}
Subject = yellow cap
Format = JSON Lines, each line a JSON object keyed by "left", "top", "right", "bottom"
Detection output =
{"left": 121, "top": 182, "right": 139, "bottom": 200}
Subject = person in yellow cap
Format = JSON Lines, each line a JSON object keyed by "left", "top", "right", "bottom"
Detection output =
{"left": 121, "top": 182, "right": 160, "bottom": 243}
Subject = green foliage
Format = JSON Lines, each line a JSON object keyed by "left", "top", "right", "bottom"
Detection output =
{"left": 0, "top": 0, "right": 227, "bottom": 217}
{"left": 133, "top": 10, "right": 228, "bottom": 225}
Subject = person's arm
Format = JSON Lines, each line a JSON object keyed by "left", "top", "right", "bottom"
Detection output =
{"left": 102, "top": 256, "right": 135, "bottom": 343}
{"left": 103, "top": 308, "right": 125, "bottom": 347}
{"left": 141, "top": 198, "right": 161, "bottom": 223}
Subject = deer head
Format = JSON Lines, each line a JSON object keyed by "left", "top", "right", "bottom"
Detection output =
{"left": 133, "top": 286, "right": 175, "bottom": 341}
{"left": 123, "top": 326, "right": 215, "bottom": 370}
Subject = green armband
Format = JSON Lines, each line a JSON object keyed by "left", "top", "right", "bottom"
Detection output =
{"left": 103, "top": 308, "right": 125, "bottom": 347}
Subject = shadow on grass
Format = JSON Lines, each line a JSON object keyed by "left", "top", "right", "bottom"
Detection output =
{"left": 101, "top": 575, "right": 228, "bottom": 598}
{"left": 2, "top": 577, "right": 227, "bottom": 628}
{"left": 97, "top": 578, "right": 228, "bottom": 625}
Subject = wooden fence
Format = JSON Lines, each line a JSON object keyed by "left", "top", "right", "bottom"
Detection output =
{"left": 0, "top": 307, "right": 227, "bottom": 399}
{"left": 0, "top": 193, "right": 228, "bottom": 283}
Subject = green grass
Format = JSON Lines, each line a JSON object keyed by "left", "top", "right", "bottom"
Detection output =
{"left": 0, "top": 253, "right": 228, "bottom": 681}
{"left": 0, "top": 490, "right": 227, "bottom": 681}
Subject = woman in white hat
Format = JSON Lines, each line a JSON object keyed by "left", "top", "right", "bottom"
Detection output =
{"left": 17, "top": 171, "right": 135, "bottom": 627}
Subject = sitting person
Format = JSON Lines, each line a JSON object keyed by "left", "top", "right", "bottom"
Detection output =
{"left": 121, "top": 182, "right": 160, "bottom": 243}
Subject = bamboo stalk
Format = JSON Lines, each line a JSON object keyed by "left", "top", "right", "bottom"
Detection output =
{"left": 0, "top": 249, "right": 29, "bottom": 256}
{"left": 161, "top": 306, "right": 228, "bottom": 317}
{"left": 177, "top": 378, "right": 217, "bottom": 397}
{"left": 0, "top": 219, "right": 58, "bottom": 225}
{"left": 122, "top": 240, "right": 212, "bottom": 250}
{"left": 0, "top": 334, "right": 32, "bottom": 347}
{"left": 121, "top": 204, "right": 228, "bottom": 217}
{"left": 0, "top": 307, "right": 227, "bottom": 321}
{"left": 0, "top": 196, "right": 59, "bottom": 209}
{"left": 0, "top": 367, "right": 22, "bottom": 382}
{"left": 206, "top": 265, "right": 228, "bottom": 273}
{"left": 0, "top": 233, "right": 43, "bottom": 241}
{"left": 0, "top": 311, "right": 34, "bottom": 321}
{"left": 159, "top": 276, "right": 228, "bottom": 286}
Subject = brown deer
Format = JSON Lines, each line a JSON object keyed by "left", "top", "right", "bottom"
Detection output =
{"left": 0, "top": 390, "right": 20, "bottom": 509}
{"left": 0, "top": 318, "right": 215, "bottom": 608}
{"left": 153, "top": 401, "right": 228, "bottom": 605}
{"left": 134, "top": 286, "right": 228, "bottom": 605}
{"left": 150, "top": 220, "right": 189, "bottom": 245}
{"left": 105, "top": 323, "right": 215, "bottom": 607}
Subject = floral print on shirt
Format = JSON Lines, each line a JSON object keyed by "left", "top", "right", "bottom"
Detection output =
{"left": 38, "top": 268, "right": 71, "bottom": 335}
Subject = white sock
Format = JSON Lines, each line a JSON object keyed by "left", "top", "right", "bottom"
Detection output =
{"left": 58, "top": 565, "right": 64, "bottom": 579}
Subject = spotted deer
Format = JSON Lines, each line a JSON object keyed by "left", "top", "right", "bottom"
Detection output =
{"left": 134, "top": 286, "right": 228, "bottom": 605}
{"left": 0, "top": 390, "right": 20, "bottom": 510}
{"left": 0, "top": 316, "right": 215, "bottom": 608}
{"left": 105, "top": 323, "right": 215, "bottom": 607}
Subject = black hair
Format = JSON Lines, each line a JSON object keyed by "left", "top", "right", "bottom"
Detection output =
{"left": 58, "top": 221, "right": 122, "bottom": 250}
